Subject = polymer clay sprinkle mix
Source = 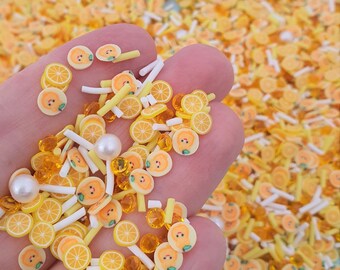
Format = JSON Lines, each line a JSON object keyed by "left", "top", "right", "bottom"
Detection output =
{"left": 1, "top": 43, "right": 213, "bottom": 269}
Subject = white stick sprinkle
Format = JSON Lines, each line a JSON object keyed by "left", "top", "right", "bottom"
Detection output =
{"left": 156, "top": 22, "right": 169, "bottom": 36}
{"left": 260, "top": 194, "right": 279, "bottom": 207}
{"left": 53, "top": 207, "right": 86, "bottom": 232}
{"left": 293, "top": 232, "right": 305, "bottom": 246}
{"left": 64, "top": 129, "right": 94, "bottom": 150}
{"left": 138, "top": 60, "right": 164, "bottom": 94}
{"left": 139, "top": 57, "right": 160, "bottom": 76}
{"left": 111, "top": 106, "right": 124, "bottom": 118}
{"left": 328, "top": 0, "right": 335, "bottom": 12}
{"left": 91, "top": 258, "right": 99, "bottom": 266}
{"left": 299, "top": 199, "right": 322, "bottom": 214}
{"left": 146, "top": 94, "right": 158, "bottom": 105}
{"left": 144, "top": 11, "right": 162, "bottom": 21}
{"left": 166, "top": 117, "right": 183, "bottom": 126}
{"left": 309, "top": 200, "right": 329, "bottom": 215}
{"left": 140, "top": 97, "right": 150, "bottom": 108}
{"left": 39, "top": 184, "right": 76, "bottom": 195}
{"left": 267, "top": 203, "right": 287, "bottom": 211}
{"left": 244, "top": 133, "right": 265, "bottom": 144}
{"left": 250, "top": 232, "right": 261, "bottom": 242}
{"left": 293, "top": 66, "right": 314, "bottom": 77}
{"left": 189, "top": 20, "right": 198, "bottom": 35}
{"left": 276, "top": 111, "right": 298, "bottom": 125}
{"left": 271, "top": 187, "right": 295, "bottom": 201}
{"left": 82, "top": 86, "right": 112, "bottom": 94}
{"left": 86, "top": 266, "right": 100, "bottom": 270}
{"left": 262, "top": 94, "right": 271, "bottom": 102}
{"left": 312, "top": 217, "right": 321, "bottom": 241}
{"left": 241, "top": 179, "right": 253, "bottom": 190}
{"left": 307, "top": 143, "right": 325, "bottom": 155}
{"left": 61, "top": 195, "right": 78, "bottom": 213}
{"left": 152, "top": 123, "right": 170, "bottom": 131}
{"left": 89, "top": 214, "right": 100, "bottom": 228}
{"left": 170, "top": 14, "right": 182, "bottom": 26}
{"left": 59, "top": 159, "right": 71, "bottom": 177}
{"left": 106, "top": 160, "right": 114, "bottom": 195}
{"left": 128, "top": 245, "right": 155, "bottom": 269}
{"left": 312, "top": 186, "right": 322, "bottom": 201}
{"left": 297, "top": 222, "right": 309, "bottom": 233}
{"left": 148, "top": 200, "right": 162, "bottom": 209}
{"left": 201, "top": 204, "right": 223, "bottom": 211}
{"left": 78, "top": 146, "right": 99, "bottom": 174}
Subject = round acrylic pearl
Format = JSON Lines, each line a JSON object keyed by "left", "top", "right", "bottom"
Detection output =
{"left": 9, "top": 174, "right": 39, "bottom": 203}
{"left": 94, "top": 134, "right": 122, "bottom": 160}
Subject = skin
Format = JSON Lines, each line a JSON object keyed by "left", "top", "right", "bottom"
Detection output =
{"left": 0, "top": 24, "right": 243, "bottom": 269}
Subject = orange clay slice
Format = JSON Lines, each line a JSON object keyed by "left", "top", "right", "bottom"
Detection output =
{"left": 117, "top": 95, "right": 142, "bottom": 119}
{"left": 18, "top": 245, "right": 46, "bottom": 270}
{"left": 99, "top": 250, "right": 125, "bottom": 270}
{"left": 145, "top": 150, "right": 173, "bottom": 177}
{"left": 329, "top": 170, "right": 340, "bottom": 188}
{"left": 79, "top": 115, "right": 106, "bottom": 132}
{"left": 58, "top": 235, "right": 85, "bottom": 260}
{"left": 154, "top": 242, "right": 183, "bottom": 270}
{"left": 112, "top": 71, "right": 137, "bottom": 94}
{"left": 63, "top": 244, "right": 91, "bottom": 270}
{"left": 67, "top": 45, "right": 94, "bottom": 70}
{"left": 141, "top": 103, "right": 167, "bottom": 119}
{"left": 41, "top": 73, "right": 69, "bottom": 92}
{"left": 167, "top": 222, "right": 197, "bottom": 253}
{"left": 121, "top": 151, "right": 144, "bottom": 170}
{"left": 35, "top": 198, "right": 62, "bottom": 224}
{"left": 48, "top": 174, "right": 74, "bottom": 201}
{"left": 172, "top": 128, "right": 199, "bottom": 156}
{"left": 190, "top": 111, "right": 212, "bottom": 135}
{"left": 113, "top": 220, "right": 140, "bottom": 247}
{"left": 150, "top": 80, "right": 173, "bottom": 103}
{"left": 29, "top": 222, "right": 55, "bottom": 248}
{"left": 96, "top": 44, "right": 121, "bottom": 62}
{"left": 50, "top": 233, "right": 69, "bottom": 259}
{"left": 88, "top": 194, "right": 112, "bottom": 215}
{"left": 128, "top": 145, "right": 149, "bottom": 163}
{"left": 21, "top": 193, "right": 44, "bottom": 214}
{"left": 129, "top": 169, "right": 154, "bottom": 195}
{"left": 37, "top": 87, "right": 67, "bottom": 116}
{"left": 80, "top": 123, "right": 105, "bottom": 144}
{"left": 181, "top": 94, "right": 204, "bottom": 114}
{"left": 192, "top": 90, "right": 215, "bottom": 106}
{"left": 59, "top": 225, "right": 84, "bottom": 239}
{"left": 44, "top": 63, "right": 72, "bottom": 87}
{"left": 324, "top": 206, "right": 340, "bottom": 227}
{"left": 6, "top": 212, "right": 33, "bottom": 237}
{"left": 130, "top": 120, "right": 156, "bottom": 144}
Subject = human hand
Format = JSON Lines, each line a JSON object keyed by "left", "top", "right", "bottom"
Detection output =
{"left": 0, "top": 24, "right": 243, "bottom": 269}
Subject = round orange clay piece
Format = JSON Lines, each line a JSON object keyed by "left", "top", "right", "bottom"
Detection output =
{"left": 76, "top": 177, "right": 105, "bottom": 205}
{"left": 67, "top": 45, "right": 93, "bottom": 70}
{"left": 172, "top": 128, "right": 199, "bottom": 156}
{"left": 154, "top": 242, "right": 183, "bottom": 270}
{"left": 97, "top": 199, "right": 122, "bottom": 228}
{"left": 67, "top": 147, "right": 89, "bottom": 173}
{"left": 37, "top": 87, "right": 67, "bottom": 116}
{"left": 168, "top": 222, "right": 197, "bottom": 253}
{"left": 222, "top": 202, "right": 240, "bottom": 222}
{"left": 282, "top": 214, "right": 298, "bottom": 233}
{"left": 18, "top": 245, "right": 46, "bottom": 270}
{"left": 129, "top": 169, "right": 154, "bottom": 195}
{"left": 145, "top": 150, "right": 172, "bottom": 177}
{"left": 121, "top": 151, "right": 143, "bottom": 170}
{"left": 96, "top": 44, "right": 121, "bottom": 62}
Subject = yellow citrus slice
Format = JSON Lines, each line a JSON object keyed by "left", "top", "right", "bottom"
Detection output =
{"left": 59, "top": 225, "right": 84, "bottom": 238}
{"left": 41, "top": 74, "right": 69, "bottom": 92}
{"left": 21, "top": 193, "right": 44, "bottom": 214}
{"left": 113, "top": 220, "right": 140, "bottom": 247}
{"left": 150, "top": 80, "right": 173, "bottom": 103}
{"left": 31, "top": 152, "right": 53, "bottom": 171}
{"left": 6, "top": 212, "right": 33, "bottom": 237}
{"left": 128, "top": 145, "right": 149, "bottom": 163}
{"left": 192, "top": 90, "right": 210, "bottom": 106}
{"left": 79, "top": 115, "right": 106, "bottom": 132}
{"left": 141, "top": 103, "right": 167, "bottom": 119}
{"left": 190, "top": 111, "right": 213, "bottom": 135}
{"left": 324, "top": 206, "right": 340, "bottom": 227}
{"left": 35, "top": 198, "right": 62, "bottom": 224}
{"left": 29, "top": 222, "right": 55, "bottom": 248}
{"left": 68, "top": 168, "right": 89, "bottom": 187}
{"left": 58, "top": 235, "right": 85, "bottom": 260}
{"left": 117, "top": 96, "right": 142, "bottom": 119}
{"left": 130, "top": 120, "right": 156, "bottom": 144}
{"left": 0, "top": 215, "right": 8, "bottom": 231}
{"left": 63, "top": 244, "right": 91, "bottom": 270}
{"left": 80, "top": 123, "right": 105, "bottom": 144}
{"left": 50, "top": 233, "right": 69, "bottom": 259}
{"left": 44, "top": 63, "right": 72, "bottom": 87}
{"left": 170, "top": 119, "right": 191, "bottom": 132}
{"left": 99, "top": 250, "right": 125, "bottom": 270}
{"left": 71, "top": 221, "right": 88, "bottom": 237}
{"left": 175, "top": 110, "right": 192, "bottom": 120}
{"left": 181, "top": 94, "right": 204, "bottom": 114}
{"left": 48, "top": 174, "right": 74, "bottom": 201}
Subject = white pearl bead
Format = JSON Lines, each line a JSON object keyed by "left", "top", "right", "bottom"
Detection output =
{"left": 94, "top": 134, "right": 122, "bottom": 160}
{"left": 9, "top": 174, "right": 39, "bottom": 203}
{"left": 209, "top": 216, "right": 225, "bottom": 230}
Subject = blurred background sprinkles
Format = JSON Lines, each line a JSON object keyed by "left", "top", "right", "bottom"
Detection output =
{"left": 0, "top": 0, "right": 339, "bottom": 269}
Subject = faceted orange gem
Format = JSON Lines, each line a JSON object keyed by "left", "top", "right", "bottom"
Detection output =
{"left": 120, "top": 193, "right": 137, "bottom": 214}
{"left": 157, "top": 133, "right": 172, "bottom": 152}
{"left": 139, "top": 233, "right": 160, "bottom": 253}
{"left": 103, "top": 110, "right": 116, "bottom": 123}
{"left": 155, "top": 108, "right": 174, "bottom": 123}
{"left": 124, "top": 256, "right": 142, "bottom": 270}
{"left": 83, "top": 101, "right": 100, "bottom": 115}
{"left": 172, "top": 93, "right": 184, "bottom": 111}
{"left": 164, "top": 212, "right": 184, "bottom": 230}
{"left": 38, "top": 135, "right": 58, "bottom": 152}
{"left": 116, "top": 175, "right": 131, "bottom": 190}
{"left": 111, "top": 157, "right": 131, "bottom": 176}
{"left": 34, "top": 169, "right": 52, "bottom": 184}
{"left": 0, "top": 196, "right": 21, "bottom": 214}
{"left": 145, "top": 208, "right": 165, "bottom": 229}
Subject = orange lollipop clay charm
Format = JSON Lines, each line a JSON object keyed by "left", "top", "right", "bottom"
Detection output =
{"left": 145, "top": 150, "right": 173, "bottom": 177}
{"left": 76, "top": 177, "right": 105, "bottom": 205}
{"left": 18, "top": 245, "right": 46, "bottom": 270}
{"left": 97, "top": 199, "right": 122, "bottom": 228}
{"left": 37, "top": 87, "right": 67, "bottom": 116}
{"left": 172, "top": 128, "right": 199, "bottom": 156}
{"left": 168, "top": 222, "right": 197, "bottom": 253}
{"left": 95, "top": 44, "right": 121, "bottom": 61}
{"left": 154, "top": 242, "right": 183, "bottom": 270}
{"left": 111, "top": 70, "right": 138, "bottom": 94}
{"left": 67, "top": 147, "right": 89, "bottom": 173}
{"left": 129, "top": 169, "right": 154, "bottom": 195}
{"left": 67, "top": 45, "right": 93, "bottom": 70}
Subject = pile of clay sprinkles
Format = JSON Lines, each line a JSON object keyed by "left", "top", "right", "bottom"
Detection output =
{"left": 0, "top": 0, "right": 339, "bottom": 269}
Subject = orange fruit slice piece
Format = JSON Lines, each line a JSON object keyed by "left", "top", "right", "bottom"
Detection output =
{"left": 80, "top": 123, "right": 105, "bottom": 144}
{"left": 63, "top": 244, "right": 91, "bottom": 270}
{"left": 6, "top": 212, "right": 33, "bottom": 237}
{"left": 58, "top": 235, "right": 85, "bottom": 260}
{"left": 79, "top": 115, "right": 106, "bottom": 132}
{"left": 48, "top": 174, "right": 74, "bottom": 201}
{"left": 44, "top": 63, "right": 72, "bottom": 87}
{"left": 21, "top": 193, "right": 44, "bottom": 214}
{"left": 99, "top": 250, "right": 125, "bottom": 270}
{"left": 41, "top": 74, "right": 68, "bottom": 92}
{"left": 130, "top": 120, "right": 156, "bottom": 144}
{"left": 150, "top": 80, "right": 173, "bottom": 103}
{"left": 68, "top": 168, "right": 89, "bottom": 187}
{"left": 190, "top": 111, "right": 212, "bottom": 135}
{"left": 141, "top": 103, "right": 167, "bottom": 119}
{"left": 29, "top": 222, "right": 55, "bottom": 248}
{"left": 128, "top": 145, "right": 149, "bottom": 163}
{"left": 117, "top": 96, "right": 142, "bottom": 119}
{"left": 181, "top": 94, "right": 204, "bottom": 114}
{"left": 35, "top": 198, "right": 62, "bottom": 224}
{"left": 113, "top": 220, "right": 140, "bottom": 247}
{"left": 50, "top": 233, "right": 69, "bottom": 259}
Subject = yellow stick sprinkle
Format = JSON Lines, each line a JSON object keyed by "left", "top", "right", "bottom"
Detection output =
{"left": 100, "top": 80, "right": 111, "bottom": 88}
{"left": 295, "top": 173, "right": 303, "bottom": 201}
{"left": 287, "top": 232, "right": 295, "bottom": 244}
{"left": 97, "top": 84, "right": 131, "bottom": 116}
{"left": 84, "top": 224, "right": 103, "bottom": 246}
{"left": 57, "top": 137, "right": 68, "bottom": 148}
{"left": 41, "top": 191, "right": 50, "bottom": 198}
{"left": 98, "top": 94, "right": 108, "bottom": 108}
{"left": 269, "top": 246, "right": 280, "bottom": 262}
{"left": 113, "top": 50, "right": 140, "bottom": 63}
{"left": 137, "top": 81, "right": 153, "bottom": 98}
{"left": 88, "top": 150, "right": 106, "bottom": 174}
{"left": 75, "top": 114, "right": 85, "bottom": 134}
{"left": 137, "top": 193, "right": 146, "bottom": 212}
{"left": 251, "top": 181, "right": 260, "bottom": 202}
{"left": 225, "top": 172, "right": 239, "bottom": 180}
{"left": 56, "top": 125, "right": 75, "bottom": 141}
{"left": 274, "top": 235, "right": 285, "bottom": 260}
{"left": 305, "top": 128, "right": 312, "bottom": 142}
{"left": 322, "top": 135, "right": 335, "bottom": 152}
{"left": 146, "top": 133, "right": 160, "bottom": 152}
{"left": 244, "top": 218, "right": 255, "bottom": 240}
{"left": 254, "top": 221, "right": 264, "bottom": 227}
{"left": 296, "top": 250, "right": 316, "bottom": 268}
{"left": 250, "top": 247, "right": 270, "bottom": 259}
{"left": 164, "top": 198, "right": 175, "bottom": 224}
{"left": 320, "top": 169, "right": 327, "bottom": 188}
{"left": 207, "top": 93, "right": 216, "bottom": 101}
{"left": 112, "top": 189, "right": 136, "bottom": 201}
{"left": 309, "top": 221, "right": 315, "bottom": 246}
{"left": 243, "top": 246, "right": 262, "bottom": 260}
{"left": 64, "top": 202, "right": 82, "bottom": 217}
{"left": 325, "top": 228, "right": 339, "bottom": 235}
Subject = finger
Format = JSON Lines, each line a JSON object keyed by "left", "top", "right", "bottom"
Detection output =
{"left": 0, "top": 23, "right": 157, "bottom": 190}
{"left": 49, "top": 216, "right": 226, "bottom": 270}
